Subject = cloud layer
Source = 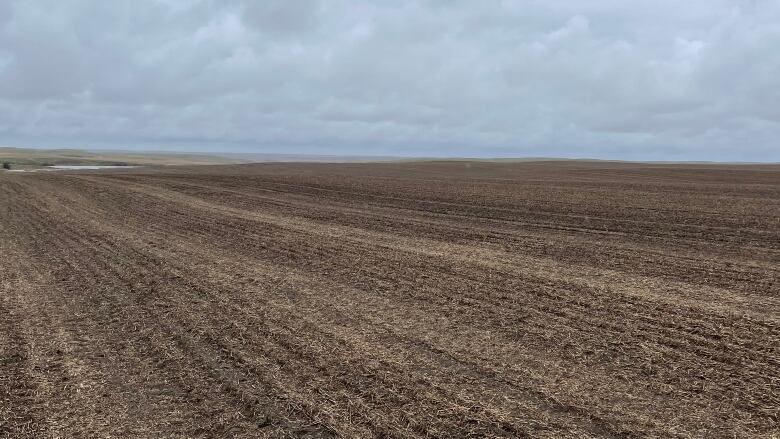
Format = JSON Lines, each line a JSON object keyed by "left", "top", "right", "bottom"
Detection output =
{"left": 1, "top": 0, "right": 779, "bottom": 160}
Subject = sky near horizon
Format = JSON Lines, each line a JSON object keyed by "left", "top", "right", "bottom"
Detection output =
{"left": 0, "top": 1, "right": 779, "bottom": 161}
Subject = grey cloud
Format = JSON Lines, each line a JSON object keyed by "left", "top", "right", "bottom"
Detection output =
{"left": 0, "top": 0, "right": 779, "bottom": 160}
{"left": 241, "top": 0, "right": 321, "bottom": 36}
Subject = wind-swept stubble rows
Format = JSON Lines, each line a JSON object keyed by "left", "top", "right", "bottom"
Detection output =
{"left": 1, "top": 161, "right": 778, "bottom": 438}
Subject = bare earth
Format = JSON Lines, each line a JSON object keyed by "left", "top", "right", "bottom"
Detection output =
{"left": 1, "top": 161, "right": 778, "bottom": 438}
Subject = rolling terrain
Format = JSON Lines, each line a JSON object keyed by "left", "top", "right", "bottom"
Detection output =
{"left": 0, "top": 147, "right": 245, "bottom": 169}
{"left": 1, "top": 161, "right": 778, "bottom": 438}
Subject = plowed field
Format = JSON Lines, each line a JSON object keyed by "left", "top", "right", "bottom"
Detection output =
{"left": 1, "top": 161, "right": 778, "bottom": 438}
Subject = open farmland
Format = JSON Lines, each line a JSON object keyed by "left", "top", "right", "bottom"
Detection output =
{"left": 1, "top": 161, "right": 778, "bottom": 438}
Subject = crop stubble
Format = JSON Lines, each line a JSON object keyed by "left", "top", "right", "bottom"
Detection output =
{"left": 0, "top": 161, "right": 778, "bottom": 438}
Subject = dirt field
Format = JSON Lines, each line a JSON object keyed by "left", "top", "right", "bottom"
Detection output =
{"left": 1, "top": 161, "right": 778, "bottom": 438}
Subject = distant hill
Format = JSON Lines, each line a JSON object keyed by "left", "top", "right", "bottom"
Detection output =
{"left": 0, "top": 147, "right": 246, "bottom": 168}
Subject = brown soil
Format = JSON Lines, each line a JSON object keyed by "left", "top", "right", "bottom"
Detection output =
{"left": 1, "top": 161, "right": 778, "bottom": 438}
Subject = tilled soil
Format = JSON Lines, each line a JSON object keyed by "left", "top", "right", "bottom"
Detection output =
{"left": 1, "top": 161, "right": 778, "bottom": 438}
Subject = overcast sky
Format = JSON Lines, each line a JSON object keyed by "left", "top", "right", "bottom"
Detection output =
{"left": 1, "top": 1, "right": 779, "bottom": 160}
